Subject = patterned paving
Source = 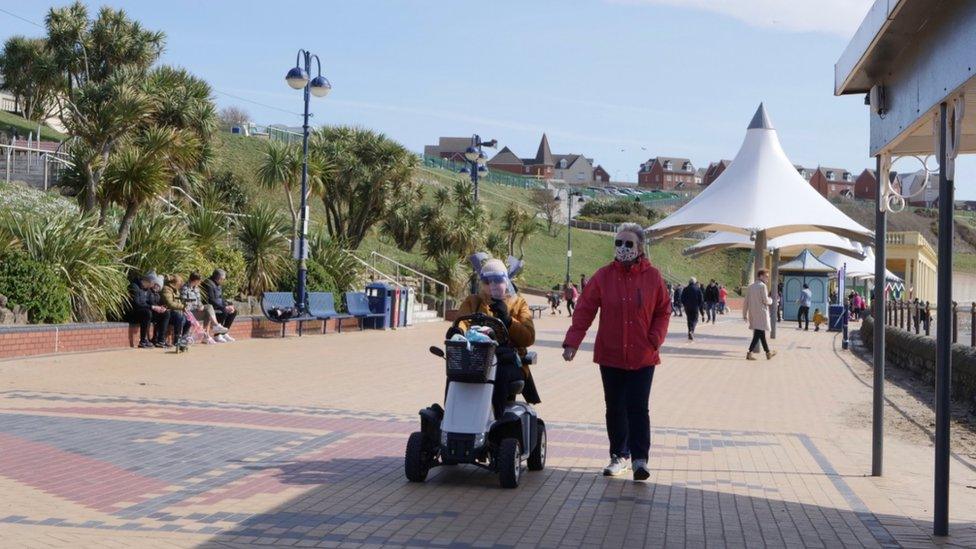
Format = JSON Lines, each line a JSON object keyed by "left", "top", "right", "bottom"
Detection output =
{"left": 0, "top": 390, "right": 903, "bottom": 547}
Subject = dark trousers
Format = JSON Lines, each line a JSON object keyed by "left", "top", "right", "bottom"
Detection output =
{"left": 705, "top": 302, "right": 716, "bottom": 323}
{"left": 600, "top": 365, "right": 655, "bottom": 461}
{"left": 797, "top": 306, "right": 810, "bottom": 330}
{"left": 127, "top": 307, "right": 152, "bottom": 342}
{"left": 684, "top": 307, "right": 699, "bottom": 333}
{"left": 169, "top": 311, "right": 188, "bottom": 341}
{"left": 152, "top": 310, "right": 169, "bottom": 343}
{"left": 672, "top": 303, "right": 682, "bottom": 316}
{"left": 566, "top": 299, "right": 575, "bottom": 316}
{"left": 749, "top": 329, "right": 769, "bottom": 353}
{"left": 491, "top": 362, "right": 525, "bottom": 421}
{"left": 216, "top": 309, "right": 237, "bottom": 329}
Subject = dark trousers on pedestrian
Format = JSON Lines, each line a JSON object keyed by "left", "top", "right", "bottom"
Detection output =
{"left": 749, "top": 329, "right": 769, "bottom": 353}
{"left": 673, "top": 303, "right": 682, "bottom": 316}
{"left": 152, "top": 310, "right": 169, "bottom": 344}
{"left": 797, "top": 306, "right": 810, "bottom": 330}
{"left": 684, "top": 307, "right": 699, "bottom": 334}
{"left": 566, "top": 299, "right": 575, "bottom": 317}
{"left": 705, "top": 302, "right": 716, "bottom": 323}
{"left": 127, "top": 307, "right": 152, "bottom": 343}
{"left": 216, "top": 309, "right": 237, "bottom": 329}
{"left": 169, "top": 311, "right": 187, "bottom": 342}
{"left": 600, "top": 365, "right": 655, "bottom": 461}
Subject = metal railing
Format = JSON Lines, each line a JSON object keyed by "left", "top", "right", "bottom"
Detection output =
{"left": 884, "top": 299, "right": 976, "bottom": 347}
{"left": 1, "top": 143, "right": 70, "bottom": 190}
{"left": 422, "top": 155, "right": 545, "bottom": 190}
{"left": 365, "top": 251, "right": 449, "bottom": 318}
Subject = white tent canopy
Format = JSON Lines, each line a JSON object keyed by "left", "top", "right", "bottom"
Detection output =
{"left": 818, "top": 248, "right": 902, "bottom": 282}
{"left": 778, "top": 249, "right": 836, "bottom": 273}
{"left": 684, "top": 231, "right": 866, "bottom": 259}
{"left": 646, "top": 104, "right": 873, "bottom": 243}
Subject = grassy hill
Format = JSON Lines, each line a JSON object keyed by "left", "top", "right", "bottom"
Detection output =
{"left": 0, "top": 111, "right": 67, "bottom": 141}
{"left": 213, "top": 135, "right": 749, "bottom": 290}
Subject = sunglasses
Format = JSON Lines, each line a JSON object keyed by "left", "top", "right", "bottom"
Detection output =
{"left": 614, "top": 239, "right": 636, "bottom": 249}
{"left": 480, "top": 274, "right": 507, "bottom": 284}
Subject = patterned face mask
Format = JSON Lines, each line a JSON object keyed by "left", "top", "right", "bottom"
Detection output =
{"left": 614, "top": 238, "right": 639, "bottom": 262}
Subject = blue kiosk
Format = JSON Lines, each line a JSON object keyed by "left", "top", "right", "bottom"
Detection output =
{"left": 779, "top": 249, "right": 833, "bottom": 322}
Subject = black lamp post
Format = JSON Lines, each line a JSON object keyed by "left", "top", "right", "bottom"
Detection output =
{"left": 285, "top": 49, "right": 331, "bottom": 314}
{"left": 558, "top": 189, "right": 585, "bottom": 284}
{"left": 458, "top": 134, "right": 496, "bottom": 202}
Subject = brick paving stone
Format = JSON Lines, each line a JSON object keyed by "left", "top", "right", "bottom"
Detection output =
{"left": 0, "top": 307, "right": 975, "bottom": 547}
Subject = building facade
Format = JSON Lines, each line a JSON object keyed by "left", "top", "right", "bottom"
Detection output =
{"left": 423, "top": 137, "right": 474, "bottom": 163}
{"left": 702, "top": 160, "right": 731, "bottom": 186}
{"left": 808, "top": 167, "right": 855, "bottom": 199}
{"left": 637, "top": 157, "right": 696, "bottom": 190}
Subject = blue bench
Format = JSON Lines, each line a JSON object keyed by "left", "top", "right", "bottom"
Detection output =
{"left": 308, "top": 292, "right": 354, "bottom": 333}
{"left": 345, "top": 291, "right": 387, "bottom": 330}
{"left": 260, "top": 292, "right": 317, "bottom": 337}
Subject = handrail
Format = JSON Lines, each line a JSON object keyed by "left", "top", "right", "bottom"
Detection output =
{"left": 365, "top": 251, "right": 449, "bottom": 318}
{"left": 344, "top": 251, "right": 400, "bottom": 286}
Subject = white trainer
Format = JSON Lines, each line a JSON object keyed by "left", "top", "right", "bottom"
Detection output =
{"left": 223, "top": 333, "right": 235, "bottom": 342}
{"left": 602, "top": 456, "right": 630, "bottom": 477}
{"left": 633, "top": 459, "right": 650, "bottom": 481}
{"left": 213, "top": 324, "right": 229, "bottom": 335}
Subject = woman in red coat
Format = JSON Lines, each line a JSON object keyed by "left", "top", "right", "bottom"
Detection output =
{"left": 562, "top": 223, "right": 671, "bottom": 481}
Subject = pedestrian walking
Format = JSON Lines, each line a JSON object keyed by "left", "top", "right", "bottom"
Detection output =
{"left": 564, "top": 282, "right": 579, "bottom": 317}
{"left": 704, "top": 279, "right": 719, "bottom": 323}
{"left": 562, "top": 223, "right": 671, "bottom": 482}
{"left": 796, "top": 283, "right": 812, "bottom": 331}
{"left": 744, "top": 269, "right": 777, "bottom": 360}
{"left": 718, "top": 285, "right": 728, "bottom": 314}
{"left": 680, "top": 278, "right": 704, "bottom": 340}
{"left": 672, "top": 285, "right": 683, "bottom": 317}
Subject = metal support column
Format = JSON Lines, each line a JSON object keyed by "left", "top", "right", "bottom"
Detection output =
{"left": 934, "top": 102, "right": 953, "bottom": 537}
{"left": 753, "top": 230, "right": 767, "bottom": 278}
{"left": 872, "top": 154, "right": 887, "bottom": 477}
{"left": 770, "top": 248, "right": 779, "bottom": 339}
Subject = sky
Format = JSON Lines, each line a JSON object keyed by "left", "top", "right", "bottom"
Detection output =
{"left": 2, "top": 0, "right": 975, "bottom": 199}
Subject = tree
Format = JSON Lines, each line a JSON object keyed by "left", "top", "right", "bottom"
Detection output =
{"left": 0, "top": 36, "right": 61, "bottom": 123}
{"left": 43, "top": 2, "right": 165, "bottom": 214}
{"left": 530, "top": 188, "right": 561, "bottom": 236}
{"left": 237, "top": 204, "right": 290, "bottom": 297}
{"left": 310, "top": 126, "right": 417, "bottom": 249}
{"left": 257, "top": 141, "right": 302, "bottom": 241}
{"left": 501, "top": 202, "right": 535, "bottom": 258}
{"left": 218, "top": 106, "right": 250, "bottom": 128}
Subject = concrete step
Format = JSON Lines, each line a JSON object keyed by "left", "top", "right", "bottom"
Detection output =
{"left": 411, "top": 309, "right": 442, "bottom": 324}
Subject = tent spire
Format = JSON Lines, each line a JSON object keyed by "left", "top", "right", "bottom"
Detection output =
{"left": 747, "top": 103, "right": 774, "bottom": 130}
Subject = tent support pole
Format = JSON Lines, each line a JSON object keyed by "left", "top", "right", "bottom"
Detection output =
{"left": 770, "top": 248, "right": 779, "bottom": 339}
{"left": 934, "top": 101, "right": 952, "bottom": 537}
{"left": 754, "top": 230, "right": 766, "bottom": 278}
{"left": 872, "top": 154, "right": 886, "bottom": 477}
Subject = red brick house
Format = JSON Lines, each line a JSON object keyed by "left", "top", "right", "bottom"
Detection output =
{"left": 487, "top": 134, "right": 555, "bottom": 178}
{"left": 702, "top": 160, "right": 731, "bottom": 186}
{"left": 637, "top": 156, "right": 696, "bottom": 190}
{"left": 808, "top": 167, "right": 855, "bottom": 199}
{"left": 854, "top": 168, "right": 902, "bottom": 200}
{"left": 593, "top": 165, "right": 610, "bottom": 183}
{"left": 423, "top": 137, "right": 475, "bottom": 162}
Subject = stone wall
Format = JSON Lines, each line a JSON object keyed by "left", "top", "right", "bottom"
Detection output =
{"left": 861, "top": 315, "right": 976, "bottom": 404}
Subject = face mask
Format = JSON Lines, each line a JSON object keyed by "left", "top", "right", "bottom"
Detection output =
{"left": 614, "top": 238, "right": 639, "bottom": 262}
{"left": 481, "top": 274, "right": 509, "bottom": 300}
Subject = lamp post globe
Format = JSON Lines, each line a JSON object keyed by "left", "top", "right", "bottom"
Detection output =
{"left": 286, "top": 66, "right": 309, "bottom": 89}
{"left": 464, "top": 146, "right": 480, "bottom": 163}
{"left": 309, "top": 76, "right": 332, "bottom": 97}
{"left": 477, "top": 151, "right": 488, "bottom": 166}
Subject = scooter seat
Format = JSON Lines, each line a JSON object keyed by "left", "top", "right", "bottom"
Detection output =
{"left": 508, "top": 380, "right": 525, "bottom": 397}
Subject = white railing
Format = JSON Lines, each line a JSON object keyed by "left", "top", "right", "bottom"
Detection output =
{"left": 1, "top": 143, "right": 71, "bottom": 190}
{"left": 365, "top": 251, "right": 450, "bottom": 318}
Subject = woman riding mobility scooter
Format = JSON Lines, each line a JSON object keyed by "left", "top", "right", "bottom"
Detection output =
{"left": 404, "top": 258, "right": 545, "bottom": 488}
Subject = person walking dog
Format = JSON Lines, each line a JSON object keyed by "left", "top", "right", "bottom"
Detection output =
{"left": 744, "top": 269, "right": 777, "bottom": 360}
{"left": 562, "top": 223, "right": 671, "bottom": 482}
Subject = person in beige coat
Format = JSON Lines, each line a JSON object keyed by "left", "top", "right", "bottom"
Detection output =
{"left": 743, "top": 269, "right": 777, "bottom": 361}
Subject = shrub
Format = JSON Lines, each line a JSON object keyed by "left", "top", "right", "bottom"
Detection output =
{"left": 123, "top": 208, "right": 195, "bottom": 277}
{"left": 0, "top": 251, "right": 71, "bottom": 323}
{"left": 237, "top": 204, "right": 290, "bottom": 296}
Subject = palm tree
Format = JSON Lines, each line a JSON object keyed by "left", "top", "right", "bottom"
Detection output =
{"left": 257, "top": 141, "right": 302, "bottom": 240}
{"left": 237, "top": 205, "right": 290, "bottom": 297}
{"left": 102, "top": 144, "right": 169, "bottom": 249}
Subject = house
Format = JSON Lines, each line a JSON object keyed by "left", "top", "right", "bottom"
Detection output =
{"left": 694, "top": 167, "right": 705, "bottom": 186}
{"left": 637, "top": 156, "right": 696, "bottom": 190}
{"left": 487, "top": 134, "right": 605, "bottom": 182}
{"left": 702, "top": 160, "right": 731, "bottom": 186}
{"left": 853, "top": 168, "right": 902, "bottom": 200}
{"left": 424, "top": 137, "right": 475, "bottom": 163}
{"left": 900, "top": 170, "right": 940, "bottom": 207}
{"left": 593, "top": 165, "right": 610, "bottom": 183}
{"left": 808, "top": 167, "right": 855, "bottom": 199}
{"left": 794, "top": 165, "right": 815, "bottom": 182}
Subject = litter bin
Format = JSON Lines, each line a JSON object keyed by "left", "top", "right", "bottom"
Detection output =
{"left": 365, "top": 282, "right": 392, "bottom": 330}
{"left": 828, "top": 304, "right": 845, "bottom": 332}
{"left": 404, "top": 288, "right": 416, "bottom": 326}
{"left": 399, "top": 287, "right": 409, "bottom": 326}
{"left": 390, "top": 286, "right": 401, "bottom": 328}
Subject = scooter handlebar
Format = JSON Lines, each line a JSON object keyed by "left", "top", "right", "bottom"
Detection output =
{"left": 449, "top": 313, "right": 509, "bottom": 345}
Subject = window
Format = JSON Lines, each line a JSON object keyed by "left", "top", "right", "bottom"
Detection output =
{"left": 666, "top": 175, "right": 672, "bottom": 182}
{"left": 663, "top": 160, "right": 672, "bottom": 170}
{"left": 826, "top": 171, "right": 834, "bottom": 180}
{"left": 559, "top": 159, "right": 568, "bottom": 169}
{"left": 656, "top": 175, "right": 661, "bottom": 182}
{"left": 683, "top": 162, "right": 692, "bottom": 171}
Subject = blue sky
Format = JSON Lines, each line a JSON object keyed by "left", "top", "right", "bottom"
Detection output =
{"left": 2, "top": 0, "right": 975, "bottom": 199}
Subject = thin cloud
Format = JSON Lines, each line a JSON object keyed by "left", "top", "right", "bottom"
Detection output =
{"left": 611, "top": 0, "right": 873, "bottom": 37}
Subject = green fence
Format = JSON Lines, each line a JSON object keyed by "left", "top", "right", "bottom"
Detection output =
{"left": 422, "top": 155, "right": 545, "bottom": 190}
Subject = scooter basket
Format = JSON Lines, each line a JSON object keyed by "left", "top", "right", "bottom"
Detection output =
{"left": 445, "top": 340, "right": 496, "bottom": 382}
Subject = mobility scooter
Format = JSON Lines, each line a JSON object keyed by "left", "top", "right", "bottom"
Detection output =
{"left": 404, "top": 313, "right": 546, "bottom": 488}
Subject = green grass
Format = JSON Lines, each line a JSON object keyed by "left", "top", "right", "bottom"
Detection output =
{"left": 955, "top": 252, "right": 976, "bottom": 273}
{"left": 214, "top": 135, "right": 750, "bottom": 291}
{"left": 0, "top": 111, "right": 67, "bottom": 141}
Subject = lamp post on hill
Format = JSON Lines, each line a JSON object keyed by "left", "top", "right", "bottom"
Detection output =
{"left": 557, "top": 189, "right": 585, "bottom": 284}
{"left": 285, "top": 49, "right": 331, "bottom": 314}
{"left": 459, "top": 134, "right": 496, "bottom": 203}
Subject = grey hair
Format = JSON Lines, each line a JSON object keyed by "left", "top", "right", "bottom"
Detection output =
{"left": 212, "top": 268, "right": 227, "bottom": 281}
{"left": 615, "top": 223, "right": 646, "bottom": 247}
{"left": 689, "top": 277, "right": 697, "bottom": 285}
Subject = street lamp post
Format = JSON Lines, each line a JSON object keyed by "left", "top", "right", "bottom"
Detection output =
{"left": 459, "top": 134, "right": 496, "bottom": 202}
{"left": 285, "top": 49, "right": 331, "bottom": 314}
{"left": 559, "top": 189, "right": 584, "bottom": 284}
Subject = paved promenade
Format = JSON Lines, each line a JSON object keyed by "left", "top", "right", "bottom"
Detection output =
{"left": 1, "top": 302, "right": 975, "bottom": 548}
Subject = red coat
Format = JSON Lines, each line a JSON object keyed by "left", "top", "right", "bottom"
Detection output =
{"left": 562, "top": 258, "right": 671, "bottom": 370}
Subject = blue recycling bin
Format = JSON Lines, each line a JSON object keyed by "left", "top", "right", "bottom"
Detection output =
{"left": 365, "top": 282, "right": 392, "bottom": 330}
{"left": 828, "top": 304, "right": 846, "bottom": 332}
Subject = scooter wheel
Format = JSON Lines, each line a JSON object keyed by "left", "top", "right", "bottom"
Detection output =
{"left": 527, "top": 420, "right": 546, "bottom": 471}
{"left": 405, "top": 432, "right": 430, "bottom": 482}
{"left": 498, "top": 438, "right": 521, "bottom": 489}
